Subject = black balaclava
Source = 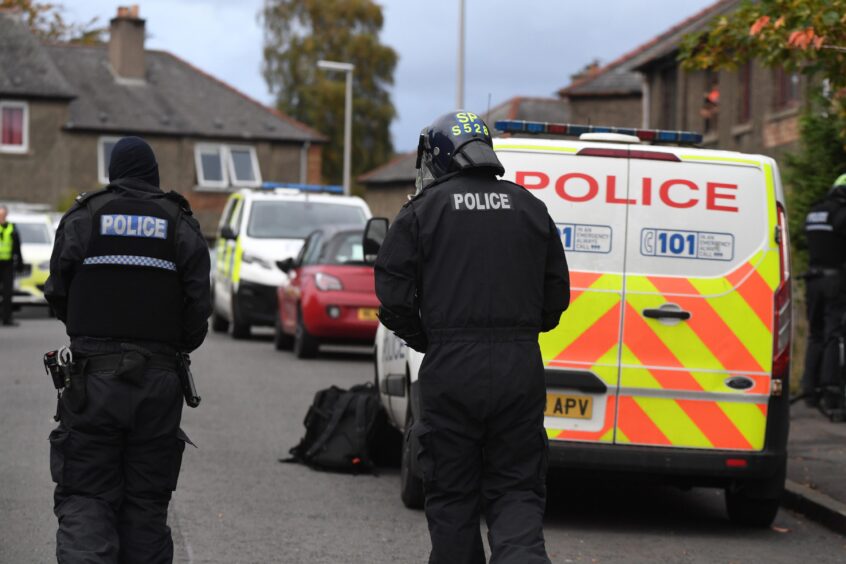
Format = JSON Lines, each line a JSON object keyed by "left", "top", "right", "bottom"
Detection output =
{"left": 108, "top": 136, "right": 160, "bottom": 187}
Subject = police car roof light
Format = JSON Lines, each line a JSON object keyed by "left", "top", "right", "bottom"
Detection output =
{"left": 494, "top": 120, "right": 703, "bottom": 145}
{"left": 259, "top": 182, "right": 344, "bottom": 195}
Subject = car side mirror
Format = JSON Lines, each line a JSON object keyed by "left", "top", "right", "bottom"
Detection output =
{"left": 220, "top": 225, "right": 237, "bottom": 240}
{"left": 363, "top": 217, "right": 389, "bottom": 264}
{"left": 277, "top": 257, "right": 295, "bottom": 273}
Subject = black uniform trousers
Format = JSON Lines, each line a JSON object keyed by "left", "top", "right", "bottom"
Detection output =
{"left": 415, "top": 329, "right": 550, "bottom": 564}
{"left": 802, "top": 273, "right": 846, "bottom": 400}
{"left": 49, "top": 345, "right": 187, "bottom": 564}
{"left": 0, "top": 260, "right": 13, "bottom": 323}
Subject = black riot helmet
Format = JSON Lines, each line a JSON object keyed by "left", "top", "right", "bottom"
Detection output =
{"left": 415, "top": 111, "right": 505, "bottom": 192}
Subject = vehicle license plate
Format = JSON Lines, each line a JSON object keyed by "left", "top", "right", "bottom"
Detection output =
{"left": 545, "top": 393, "right": 593, "bottom": 419}
{"left": 358, "top": 308, "right": 379, "bottom": 321}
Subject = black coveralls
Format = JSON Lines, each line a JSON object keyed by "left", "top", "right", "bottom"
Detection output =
{"left": 0, "top": 222, "right": 23, "bottom": 324}
{"left": 802, "top": 192, "right": 846, "bottom": 402}
{"left": 375, "top": 169, "right": 569, "bottom": 564}
{"left": 44, "top": 178, "right": 211, "bottom": 563}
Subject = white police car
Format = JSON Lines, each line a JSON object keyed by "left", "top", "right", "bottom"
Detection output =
{"left": 212, "top": 184, "right": 371, "bottom": 339}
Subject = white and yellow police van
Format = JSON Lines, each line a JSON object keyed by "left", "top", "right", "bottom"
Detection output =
{"left": 212, "top": 184, "right": 371, "bottom": 338}
{"left": 374, "top": 121, "right": 792, "bottom": 526}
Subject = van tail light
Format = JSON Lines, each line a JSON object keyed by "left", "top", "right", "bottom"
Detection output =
{"left": 772, "top": 203, "right": 791, "bottom": 390}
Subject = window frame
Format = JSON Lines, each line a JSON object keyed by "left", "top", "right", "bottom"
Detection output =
{"left": 195, "top": 143, "right": 230, "bottom": 189}
{"left": 97, "top": 136, "right": 122, "bottom": 185}
{"left": 772, "top": 67, "right": 801, "bottom": 111}
{"left": 0, "top": 100, "right": 29, "bottom": 154}
{"left": 226, "top": 144, "right": 262, "bottom": 188}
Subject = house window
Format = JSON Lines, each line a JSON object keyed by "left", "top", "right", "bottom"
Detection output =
{"left": 195, "top": 144, "right": 261, "bottom": 189}
{"left": 773, "top": 67, "right": 800, "bottom": 111}
{"left": 97, "top": 136, "right": 121, "bottom": 185}
{"left": 0, "top": 101, "right": 28, "bottom": 153}
{"left": 736, "top": 62, "right": 752, "bottom": 124}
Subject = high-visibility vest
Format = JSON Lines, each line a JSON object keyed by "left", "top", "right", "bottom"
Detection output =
{"left": 0, "top": 224, "right": 14, "bottom": 261}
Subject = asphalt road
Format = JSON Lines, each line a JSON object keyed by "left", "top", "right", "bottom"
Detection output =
{"left": 2, "top": 311, "right": 846, "bottom": 563}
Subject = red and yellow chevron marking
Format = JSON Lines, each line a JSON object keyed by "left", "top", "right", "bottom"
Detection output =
{"left": 542, "top": 271, "right": 622, "bottom": 444}
{"left": 616, "top": 250, "right": 777, "bottom": 451}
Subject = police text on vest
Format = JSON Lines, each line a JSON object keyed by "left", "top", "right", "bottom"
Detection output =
{"left": 452, "top": 192, "right": 512, "bottom": 211}
{"left": 101, "top": 215, "right": 168, "bottom": 239}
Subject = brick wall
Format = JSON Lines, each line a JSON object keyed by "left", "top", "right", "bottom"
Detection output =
{"left": 569, "top": 95, "right": 642, "bottom": 128}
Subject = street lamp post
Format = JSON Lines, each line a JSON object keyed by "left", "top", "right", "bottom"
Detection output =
{"left": 317, "top": 60, "right": 354, "bottom": 196}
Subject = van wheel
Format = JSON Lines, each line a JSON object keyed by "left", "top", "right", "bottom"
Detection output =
{"left": 725, "top": 484, "right": 781, "bottom": 527}
{"left": 274, "top": 314, "right": 294, "bottom": 350}
{"left": 401, "top": 411, "right": 425, "bottom": 510}
{"left": 293, "top": 310, "right": 319, "bottom": 359}
{"left": 212, "top": 311, "right": 229, "bottom": 333}
{"left": 230, "top": 295, "right": 251, "bottom": 339}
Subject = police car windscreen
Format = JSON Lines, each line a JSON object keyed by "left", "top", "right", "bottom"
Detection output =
{"left": 15, "top": 222, "right": 51, "bottom": 244}
{"left": 247, "top": 201, "right": 366, "bottom": 239}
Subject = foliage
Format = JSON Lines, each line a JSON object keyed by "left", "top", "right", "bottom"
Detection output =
{"left": 679, "top": 0, "right": 846, "bottom": 136}
{"left": 1, "top": 0, "right": 105, "bottom": 44}
{"left": 783, "top": 99, "right": 846, "bottom": 273}
{"left": 261, "top": 0, "right": 398, "bottom": 185}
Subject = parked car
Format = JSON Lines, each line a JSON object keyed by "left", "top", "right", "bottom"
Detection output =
{"left": 211, "top": 184, "right": 371, "bottom": 339}
{"left": 9, "top": 212, "right": 55, "bottom": 309}
{"left": 372, "top": 120, "right": 792, "bottom": 527}
{"left": 275, "top": 225, "right": 380, "bottom": 358}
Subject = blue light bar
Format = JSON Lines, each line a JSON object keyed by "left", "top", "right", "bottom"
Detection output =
{"left": 493, "top": 120, "right": 703, "bottom": 145}
{"left": 260, "top": 182, "right": 344, "bottom": 194}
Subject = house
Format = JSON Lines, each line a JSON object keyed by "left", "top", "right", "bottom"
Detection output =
{"left": 557, "top": 0, "right": 806, "bottom": 159}
{"left": 0, "top": 6, "right": 325, "bottom": 235}
{"left": 360, "top": 96, "right": 570, "bottom": 218}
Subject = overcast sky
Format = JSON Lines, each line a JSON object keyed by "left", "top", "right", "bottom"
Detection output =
{"left": 66, "top": 0, "right": 715, "bottom": 153}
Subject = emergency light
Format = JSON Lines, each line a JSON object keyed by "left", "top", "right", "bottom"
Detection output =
{"left": 259, "top": 182, "right": 344, "bottom": 194}
{"left": 494, "top": 120, "right": 703, "bottom": 145}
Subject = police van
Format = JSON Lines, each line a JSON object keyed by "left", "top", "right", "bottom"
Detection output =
{"left": 212, "top": 184, "right": 371, "bottom": 338}
{"left": 373, "top": 121, "right": 792, "bottom": 526}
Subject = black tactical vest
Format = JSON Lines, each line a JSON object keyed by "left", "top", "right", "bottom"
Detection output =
{"left": 805, "top": 195, "right": 846, "bottom": 269}
{"left": 67, "top": 190, "right": 183, "bottom": 344}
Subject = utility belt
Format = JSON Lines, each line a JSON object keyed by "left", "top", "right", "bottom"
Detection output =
{"left": 428, "top": 327, "right": 540, "bottom": 343}
{"left": 43, "top": 344, "right": 200, "bottom": 421}
{"left": 803, "top": 268, "right": 842, "bottom": 280}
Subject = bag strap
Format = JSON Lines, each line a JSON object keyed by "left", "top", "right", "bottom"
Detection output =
{"left": 304, "top": 392, "right": 356, "bottom": 460}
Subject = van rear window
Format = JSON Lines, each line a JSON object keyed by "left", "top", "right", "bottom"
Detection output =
{"left": 247, "top": 201, "right": 366, "bottom": 239}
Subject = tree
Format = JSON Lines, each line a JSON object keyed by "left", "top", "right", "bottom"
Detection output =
{"left": 1, "top": 0, "right": 106, "bottom": 44}
{"left": 262, "top": 0, "right": 398, "bottom": 186}
{"left": 679, "top": 0, "right": 846, "bottom": 136}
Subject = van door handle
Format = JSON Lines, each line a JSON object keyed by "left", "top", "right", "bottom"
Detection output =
{"left": 642, "top": 308, "right": 691, "bottom": 321}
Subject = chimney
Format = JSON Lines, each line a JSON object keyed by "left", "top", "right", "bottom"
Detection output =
{"left": 109, "top": 5, "right": 145, "bottom": 80}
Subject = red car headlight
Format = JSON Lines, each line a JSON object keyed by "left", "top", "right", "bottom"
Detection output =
{"left": 315, "top": 272, "right": 343, "bottom": 291}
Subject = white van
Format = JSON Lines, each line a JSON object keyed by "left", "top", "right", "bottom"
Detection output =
{"left": 212, "top": 185, "right": 371, "bottom": 338}
{"left": 372, "top": 121, "right": 792, "bottom": 527}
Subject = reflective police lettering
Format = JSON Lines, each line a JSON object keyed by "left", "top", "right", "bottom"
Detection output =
{"left": 452, "top": 193, "right": 512, "bottom": 211}
{"left": 101, "top": 214, "right": 168, "bottom": 239}
{"left": 514, "top": 170, "right": 740, "bottom": 213}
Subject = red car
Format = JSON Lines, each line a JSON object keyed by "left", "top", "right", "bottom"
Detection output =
{"left": 275, "top": 226, "right": 380, "bottom": 358}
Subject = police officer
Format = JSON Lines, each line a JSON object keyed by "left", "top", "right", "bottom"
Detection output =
{"left": 44, "top": 136, "right": 211, "bottom": 563}
{"left": 802, "top": 174, "right": 846, "bottom": 408}
{"left": 0, "top": 204, "right": 24, "bottom": 326}
{"left": 375, "top": 112, "right": 569, "bottom": 564}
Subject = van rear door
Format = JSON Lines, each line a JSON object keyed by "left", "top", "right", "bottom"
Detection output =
{"left": 498, "top": 141, "right": 628, "bottom": 445}
{"left": 617, "top": 154, "right": 780, "bottom": 451}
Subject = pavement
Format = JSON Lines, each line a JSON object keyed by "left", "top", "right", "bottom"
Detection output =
{"left": 785, "top": 403, "right": 846, "bottom": 535}
{"left": 3, "top": 310, "right": 846, "bottom": 562}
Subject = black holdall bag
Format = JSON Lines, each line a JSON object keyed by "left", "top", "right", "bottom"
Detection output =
{"left": 286, "top": 382, "right": 390, "bottom": 474}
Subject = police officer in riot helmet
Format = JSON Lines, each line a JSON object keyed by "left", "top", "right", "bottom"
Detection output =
{"left": 802, "top": 174, "right": 846, "bottom": 410}
{"left": 375, "top": 112, "right": 569, "bottom": 563}
{"left": 44, "top": 137, "right": 210, "bottom": 563}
